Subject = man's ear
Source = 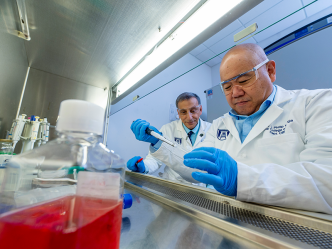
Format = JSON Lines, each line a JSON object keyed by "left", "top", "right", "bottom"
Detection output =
{"left": 267, "top": 60, "right": 276, "bottom": 83}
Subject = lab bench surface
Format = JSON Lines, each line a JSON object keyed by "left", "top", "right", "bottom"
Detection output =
{"left": 120, "top": 171, "right": 332, "bottom": 249}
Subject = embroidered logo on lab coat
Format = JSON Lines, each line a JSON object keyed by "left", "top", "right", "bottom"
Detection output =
{"left": 174, "top": 137, "right": 182, "bottom": 145}
{"left": 217, "top": 129, "right": 230, "bottom": 141}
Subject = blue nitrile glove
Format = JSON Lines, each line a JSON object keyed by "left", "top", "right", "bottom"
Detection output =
{"left": 131, "top": 119, "right": 161, "bottom": 145}
{"left": 127, "top": 156, "right": 146, "bottom": 173}
{"left": 183, "top": 147, "right": 238, "bottom": 196}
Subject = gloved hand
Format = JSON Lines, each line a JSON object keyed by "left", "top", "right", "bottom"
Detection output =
{"left": 131, "top": 119, "right": 161, "bottom": 145}
{"left": 183, "top": 147, "right": 238, "bottom": 196}
{"left": 127, "top": 156, "right": 146, "bottom": 173}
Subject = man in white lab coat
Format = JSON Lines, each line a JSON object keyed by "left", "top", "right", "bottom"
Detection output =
{"left": 131, "top": 43, "right": 332, "bottom": 214}
{"left": 128, "top": 92, "right": 211, "bottom": 185}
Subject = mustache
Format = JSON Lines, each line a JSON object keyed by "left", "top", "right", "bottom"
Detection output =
{"left": 234, "top": 99, "right": 250, "bottom": 104}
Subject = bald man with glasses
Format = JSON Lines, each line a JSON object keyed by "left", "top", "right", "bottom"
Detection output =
{"left": 132, "top": 43, "right": 332, "bottom": 214}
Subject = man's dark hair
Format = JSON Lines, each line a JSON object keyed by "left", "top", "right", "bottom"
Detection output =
{"left": 176, "top": 92, "right": 201, "bottom": 108}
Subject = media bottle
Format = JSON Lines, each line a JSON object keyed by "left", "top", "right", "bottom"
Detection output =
{"left": 0, "top": 100, "right": 125, "bottom": 249}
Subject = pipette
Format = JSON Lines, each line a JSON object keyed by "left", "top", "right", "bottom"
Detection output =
{"left": 146, "top": 128, "right": 175, "bottom": 147}
{"left": 146, "top": 128, "right": 188, "bottom": 154}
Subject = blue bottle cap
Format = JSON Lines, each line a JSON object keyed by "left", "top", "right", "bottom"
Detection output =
{"left": 30, "top": 115, "right": 36, "bottom": 121}
{"left": 123, "top": 194, "right": 133, "bottom": 209}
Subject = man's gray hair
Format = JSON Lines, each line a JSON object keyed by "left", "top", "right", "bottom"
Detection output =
{"left": 176, "top": 92, "right": 201, "bottom": 108}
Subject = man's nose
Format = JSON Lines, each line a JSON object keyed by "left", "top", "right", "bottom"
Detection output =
{"left": 186, "top": 112, "right": 193, "bottom": 119}
{"left": 232, "top": 85, "right": 245, "bottom": 98}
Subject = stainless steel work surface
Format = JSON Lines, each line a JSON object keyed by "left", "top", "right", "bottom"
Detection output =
{"left": 123, "top": 172, "right": 332, "bottom": 249}
{"left": 121, "top": 188, "right": 263, "bottom": 249}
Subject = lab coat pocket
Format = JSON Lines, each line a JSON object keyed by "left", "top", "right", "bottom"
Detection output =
{"left": 256, "top": 133, "right": 304, "bottom": 165}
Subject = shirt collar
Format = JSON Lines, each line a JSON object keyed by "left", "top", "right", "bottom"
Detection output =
{"left": 182, "top": 119, "right": 200, "bottom": 134}
{"left": 229, "top": 85, "right": 277, "bottom": 119}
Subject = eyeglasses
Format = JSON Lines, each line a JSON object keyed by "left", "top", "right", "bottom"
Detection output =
{"left": 177, "top": 105, "right": 201, "bottom": 116}
{"left": 220, "top": 59, "right": 269, "bottom": 96}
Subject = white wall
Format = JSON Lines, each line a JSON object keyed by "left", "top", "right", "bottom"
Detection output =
{"left": 211, "top": 64, "right": 221, "bottom": 87}
{"left": 107, "top": 54, "right": 212, "bottom": 164}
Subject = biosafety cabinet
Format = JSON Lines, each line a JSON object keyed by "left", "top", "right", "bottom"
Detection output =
{"left": 1, "top": 0, "right": 332, "bottom": 248}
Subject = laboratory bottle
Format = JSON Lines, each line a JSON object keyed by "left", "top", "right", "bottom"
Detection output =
{"left": 0, "top": 100, "right": 125, "bottom": 249}
{"left": 0, "top": 139, "right": 14, "bottom": 188}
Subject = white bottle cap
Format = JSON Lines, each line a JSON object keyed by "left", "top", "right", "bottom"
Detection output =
{"left": 56, "top": 100, "right": 105, "bottom": 135}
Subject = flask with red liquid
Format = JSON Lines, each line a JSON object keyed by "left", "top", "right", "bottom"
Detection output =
{"left": 0, "top": 100, "right": 125, "bottom": 249}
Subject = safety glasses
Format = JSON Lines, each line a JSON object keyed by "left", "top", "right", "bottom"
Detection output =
{"left": 220, "top": 59, "right": 269, "bottom": 96}
{"left": 177, "top": 105, "right": 201, "bottom": 116}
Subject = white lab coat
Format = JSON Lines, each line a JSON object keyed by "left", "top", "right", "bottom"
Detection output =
{"left": 150, "top": 85, "right": 332, "bottom": 214}
{"left": 144, "top": 118, "right": 211, "bottom": 185}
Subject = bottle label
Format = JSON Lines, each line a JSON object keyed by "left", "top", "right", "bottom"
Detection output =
{"left": 77, "top": 172, "right": 120, "bottom": 200}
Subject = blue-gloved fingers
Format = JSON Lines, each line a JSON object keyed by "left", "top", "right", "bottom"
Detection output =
{"left": 192, "top": 172, "right": 224, "bottom": 187}
{"left": 127, "top": 156, "right": 141, "bottom": 172}
{"left": 132, "top": 122, "right": 139, "bottom": 134}
{"left": 150, "top": 126, "right": 161, "bottom": 135}
{"left": 139, "top": 122, "right": 149, "bottom": 136}
{"left": 184, "top": 150, "right": 215, "bottom": 161}
{"left": 183, "top": 158, "right": 220, "bottom": 174}
{"left": 192, "top": 147, "right": 217, "bottom": 154}
{"left": 136, "top": 160, "right": 145, "bottom": 173}
{"left": 131, "top": 119, "right": 142, "bottom": 132}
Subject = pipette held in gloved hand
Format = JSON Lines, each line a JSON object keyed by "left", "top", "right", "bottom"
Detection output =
{"left": 131, "top": 119, "right": 161, "bottom": 145}
{"left": 146, "top": 127, "right": 176, "bottom": 148}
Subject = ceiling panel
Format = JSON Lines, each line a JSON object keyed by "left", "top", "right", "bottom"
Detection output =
{"left": 238, "top": 0, "right": 283, "bottom": 25}
{"left": 190, "top": 0, "right": 332, "bottom": 67}
{"left": 24, "top": 0, "right": 201, "bottom": 88}
{"left": 302, "top": 0, "right": 332, "bottom": 17}
{"left": 243, "top": 0, "right": 306, "bottom": 43}
{"left": 190, "top": 44, "right": 208, "bottom": 56}
{"left": 209, "top": 28, "right": 257, "bottom": 56}
{"left": 195, "top": 49, "right": 222, "bottom": 67}
{"left": 202, "top": 20, "right": 243, "bottom": 48}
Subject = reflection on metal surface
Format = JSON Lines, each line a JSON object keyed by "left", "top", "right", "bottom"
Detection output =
{"left": 14, "top": 68, "right": 108, "bottom": 153}
{"left": 121, "top": 189, "right": 265, "bottom": 249}
{"left": 125, "top": 182, "right": 306, "bottom": 249}
{"left": 125, "top": 172, "right": 332, "bottom": 249}
{"left": 16, "top": 67, "right": 30, "bottom": 120}
{"left": 22, "top": 0, "right": 206, "bottom": 89}
{"left": 0, "top": 0, "right": 29, "bottom": 139}
{"left": 15, "top": 0, "right": 30, "bottom": 40}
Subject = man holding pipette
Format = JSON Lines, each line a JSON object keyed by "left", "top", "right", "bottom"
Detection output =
{"left": 128, "top": 92, "right": 211, "bottom": 185}
{"left": 131, "top": 43, "right": 332, "bottom": 214}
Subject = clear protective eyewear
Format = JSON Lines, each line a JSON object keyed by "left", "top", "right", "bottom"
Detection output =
{"left": 220, "top": 59, "right": 269, "bottom": 96}
{"left": 177, "top": 105, "right": 201, "bottom": 116}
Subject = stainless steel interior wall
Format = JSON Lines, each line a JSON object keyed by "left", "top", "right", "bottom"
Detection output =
{"left": 14, "top": 68, "right": 108, "bottom": 153}
{"left": 0, "top": 0, "right": 29, "bottom": 139}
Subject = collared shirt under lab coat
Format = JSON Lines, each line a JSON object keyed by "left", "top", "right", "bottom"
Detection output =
{"left": 149, "top": 85, "right": 332, "bottom": 214}
{"left": 143, "top": 118, "right": 211, "bottom": 185}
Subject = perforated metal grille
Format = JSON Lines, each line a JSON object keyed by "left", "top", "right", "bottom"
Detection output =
{"left": 130, "top": 180, "right": 332, "bottom": 249}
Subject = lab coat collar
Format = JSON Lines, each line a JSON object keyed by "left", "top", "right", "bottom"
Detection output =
{"left": 193, "top": 119, "right": 208, "bottom": 147}
{"left": 221, "top": 85, "right": 290, "bottom": 146}
{"left": 241, "top": 85, "right": 291, "bottom": 147}
{"left": 176, "top": 118, "right": 206, "bottom": 132}
{"left": 176, "top": 118, "right": 207, "bottom": 146}
{"left": 274, "top": 85, "right": 293, "bottom": 105}
{"left": 222, "top": 114, "right": 241, "bottom": 144}
{"left": 241, "top": 103, "right": 283, "bottom": 147}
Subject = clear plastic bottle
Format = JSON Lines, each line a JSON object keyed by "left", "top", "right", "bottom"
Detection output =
{"left": 0, "top": 139, "right": 14, "bottom": 188}
{"left": 0, "top": 100, "right": 125, "bottom": 249}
